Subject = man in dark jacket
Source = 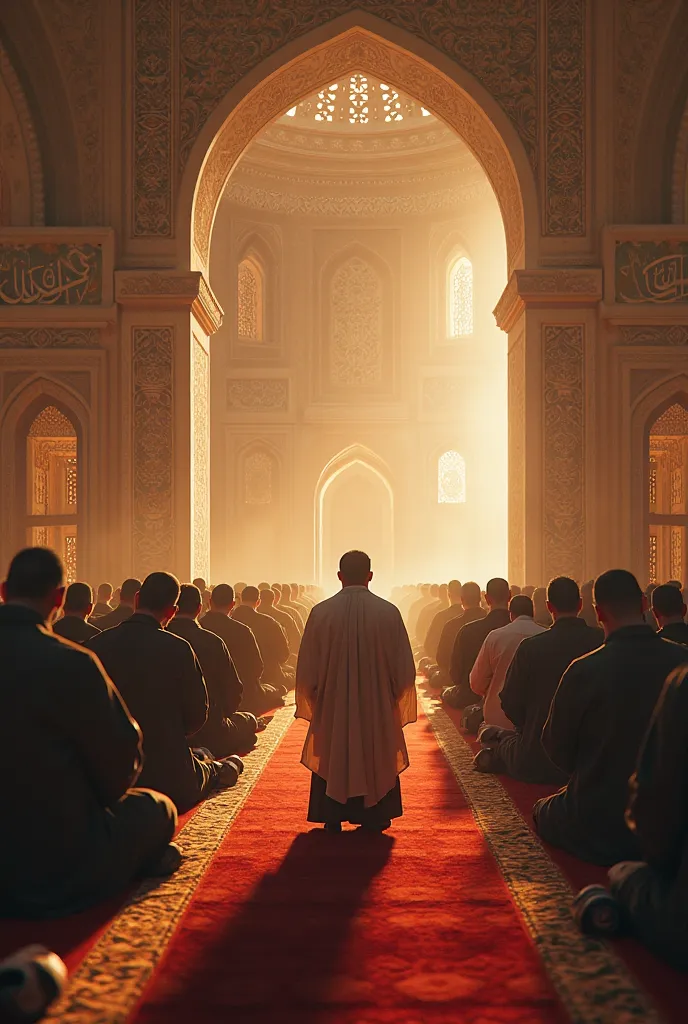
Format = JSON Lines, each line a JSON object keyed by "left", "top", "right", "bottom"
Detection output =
{"left": 432, "top": 582, "right": 485, "bottom": 685}
{"left": 442, "top": 578, "right": 511, "bottom": 709}
{"left": 476, "top": 577, "right": 603, "bottom": 782}
{"left": 607, "top": 664, "right": 688, "bottom": 969}
{"left": 0, "top": 548, "right": 177, "bottom": 919}
{"left": 232, "top": 586, "right": 290, "bottom": 691}
{"left": 202, "top": 585, "right": 283, "bottom": 715}
{"left": 95, "top": 577, "right": 141, "bottom": 630}
{"left": 258, "top": 587, "right": 300, "bottom": 665}
{"left": 652, "top": 584, "right": 688, "bottom": 645}
{"left": 88, "top": 572, "right": 239, "bottom": 813}
{"left": 53, "top": 582, "right": 101, "bottom": 645}
{"left": 168, "top": 584, "right": 257, "bottom": 757}
{"left": 423, "top": 579, "right": 463, "bottom": 663}
{"left": 534, "top": 569, "right": 688, "bottom": 865}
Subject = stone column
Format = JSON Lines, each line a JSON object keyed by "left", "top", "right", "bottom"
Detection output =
{"left": 494, "top": 268, "right": 602, "bottom": 585}
{"left": 115, "top": 271, "right": 222, "bottom": 581}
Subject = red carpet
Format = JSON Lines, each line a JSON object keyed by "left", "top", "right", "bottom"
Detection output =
{"left": 437, "top": 698, "right": 688, "bottom": 1022}
{"left": 129, "top": 711, "right": 568, "bottom": 1023}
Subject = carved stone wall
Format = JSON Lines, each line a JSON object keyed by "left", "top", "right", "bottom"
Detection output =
{"left": 132, "top": 326, "right": 174, "bottom": 576}
{"left": 192, "top": 338, "right": 209, "bottom": 580}
{"left": 542, "top": 324, "right": 585, "bottom": 581}
{"left": 226, "top": 378, "right": 289, "bottom": 411}
{"left": 0, "top": 328, "right": 100, "bottom": 348}
{"left": 508, "top": 332, "right": 526, "bottom": 584}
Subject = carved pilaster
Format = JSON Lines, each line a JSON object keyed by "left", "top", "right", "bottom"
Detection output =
{"left": 192, "top": 337, "right": 209, "bottom": 581}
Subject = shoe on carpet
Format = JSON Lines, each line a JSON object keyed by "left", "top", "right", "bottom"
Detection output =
{"left": 0, "top": 945, "right": 67, "bottom": 1024}
{"left": 147, "top": 842, "right": 183, "bottom": 878}
{"left": 572, "top": 885, "right": 622, "bottom": 936}
{"left": 224, "top": 754, "right": 244, "bottom": 775}
{"left": 213, "top": 759, "right": 240, "bottom": 789}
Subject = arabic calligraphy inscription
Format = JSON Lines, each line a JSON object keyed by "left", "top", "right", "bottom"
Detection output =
{"left": 616, "top": 241, "right": 688, "bottom": 304}
{"left": 0, "top": 243, "right": 102, "bottom": 305}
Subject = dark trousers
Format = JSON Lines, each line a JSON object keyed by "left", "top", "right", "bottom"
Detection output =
{"left": 307, "top": 774, "right": 402, "bottom": 826}
{"left": 533, "top": 793, "right": 640, "bottom": 866}
{"left": 609, "top": 861, "right": 688, "bottom": 971}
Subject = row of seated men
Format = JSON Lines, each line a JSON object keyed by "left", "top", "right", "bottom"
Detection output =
{"left": 0, "top": 549, "right": 314, "bottom": 920}
{"left": 406, "top": 571, "right": 688, "bottom": 971}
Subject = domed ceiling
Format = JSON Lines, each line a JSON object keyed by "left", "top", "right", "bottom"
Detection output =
{"left": 221, "top": 73, "right": 493, "bottom": 217}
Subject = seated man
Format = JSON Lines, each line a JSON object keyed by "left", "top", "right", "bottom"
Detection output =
{"left": 88, "top": 572, "right": 240, "bottom": 813}
{"left": 232, "top": 586, "right": 290, "bottom": 691}
{"left": 0, "top": 548, "right": 178, "bottom": 919}
{"left": 201, "top": 584, "right": 283, "bottom": 715}
{"left": 479, "top": 577, "right": 603, "bottom": 783}
{"left": 423, "top": 579, "right": 463, "bottom": 664}
{"left": 606, "top": 664, "right": 688, "bottom": 969}
{"left": 442, "top": 578, "right": 511, "bottom": 709}
{"left": 432, "top": 582, "right": 485, "bottom": 686}
{"left": 258, "top": 586, "right": 300, "bottom": 663}
{"left": 652, "top": 583, "right": 688, "bottom": 644}
{"left": 272, "top": 584, "right": 304, "bottom": 635}
{"left": 470, "top": 594, "right": 545, "bottom": 744}
{"left": 95, "top": 577, "right": 142, "bottom": 630}
{"left": 168, "top": 584, "right": 257, "bottom": 756}
{"left": 53, "top": 582, "right": 101, "bottom": 645}
{"left": 90, "top": 581, "right": 114, "bottom": 619}
{"left": 415, "top": 584, "right": 443, "bottom": 648}
{"left": 534, "top": 569, "right": 688, "bottom": 865}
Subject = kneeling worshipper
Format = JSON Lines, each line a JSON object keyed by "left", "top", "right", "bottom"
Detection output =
{"left": 483, "top": 577, "right": 603, "bottom": 783}
{"left": 167, "top": 584, "right": 258, "bottom": 756}
{"left": 52, "top": 581, "right": 101, "bottom": 644}
{"left": 88, "top": 572, "right": 242, "bottom": 814}
{"left": 94, "top": 576, "right": 141, "bottom": 630}
{"left": 534, "top": 569, "right": 688, "bottom": 865}
{"left": 257, "top": 586, "right": 301, "bottom": 663}
{"left": 232, "top": 586, "right": 291, "bottom": 691}
{"left": 652, "top": 583, "right": 688, "bottom": 644}
{"left": 295, "top": 550, "right": 417, "bottom": 832}
{"left": 604, "top": 664, "right": 688, "bottom": 969}
{"left": 433, "top": 581, "right": 485, "bottom": 686}
{"left": 469, "top": 594, "right": 545, "bottom": 758}
{"left": 442, "top": 578, "right": 511, "bottom": 709}
{"left": 0, "top": 548, "right": 178, "bottom": 919}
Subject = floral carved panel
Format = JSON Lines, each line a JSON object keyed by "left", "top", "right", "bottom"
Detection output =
{"left": 192, "top": 339, "right": 209, "bottom": 580}
{"left": 329, "top": 256, "right": 382, "bottom": 387}
{"left": 226, "top": 378, "right": 289, "bottom": 411}
{"left": 543, "top": 324, "right": 585, "bottom": 581}
{"left": 0, "top": 328, "right": 100, "bottom": 348}
{"left": 508, "top": 332, "right": 526, "bottom": 584}
{"left": 132, "top": 326, "right": 174, "bottom": 576}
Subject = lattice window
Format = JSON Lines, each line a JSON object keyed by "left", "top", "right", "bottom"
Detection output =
{"left": 672, "top": 468, "right": 684, "bottom": 510}
{"left": 29, "top": 405, "right": 75, "bottom": 438}
{"left": 671, "top": 527, "right": 683, "bottom": 581}
{"left": 649, "top": 459, "right": 657, "bottom": 510}
{"left": 649, "top": 534, "right": 658, "bottom": 585}
{"left": 438, "top": 451, "right": 466, "bottom": 504}
{"left": 348, "top": 74, "right": 370, "bottom": 123}
{"left": 237, "top": 257, "right": 263, "bottom": 342}
{"left": 64, "top": 535, "right": 77, "bottom": 585}
{"left": 330, "top": 256, "right": 383, "bottom": 386}
{"left": 448, "top": 256, "right": 473, "bottom": 338}
{"left": 244, "top": 451, "right": 273, "bottom": 505}
{"left": 315, "top": 83, "right": 338, "bottom": 122}
{"left": 66, "top": 457, "right": 77, "bottom": 507}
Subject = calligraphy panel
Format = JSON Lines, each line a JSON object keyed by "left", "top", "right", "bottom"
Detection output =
{"left": 615, "top": 241, "right": 688, "bottom": 304}
{"left": 0, "top": 243, "right": 102, "bottom": 305}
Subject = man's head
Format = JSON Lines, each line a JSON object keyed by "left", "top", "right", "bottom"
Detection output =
{"left": 1, "top": 547, "right": 64, "bottom": 622}
{"left": 281, "top": 584, "right": 292, "bottom": 601}
{"left": 242, "top": 585, "right": 260, "bottom": 608}
{"left": 259, "top": 587, "right": 275, "bottom": 607}
{"left": 652, "top": 583, "right": 687, "bottom": 627}
{"left": 547, "top": 576, "right": 582, "bottom": 619}
{"left": 460, "top": 581, "right": 481, "bottom": 609}
{"left": 120, "top": 578, "right": 142, "bottom": 608}
{"left": 485, "top": 578, "right": 511, "bottom": 609}
{"left": 510, "top": 584, "right": 522, "bottom": 596}
{"left": 96, "top": 582, "right": 113, "bottom": 603}
{"left": 234, "top": 583, "right": 247, "bottom": 604}
{"left": 176, "top": 583, "right": 202, "bottom": 620}
{"left": 210, "top": 583, "right": 234, "bottom": 614}
{"left": 439, "top": 583, "right": 448, "bottom": 601}
{"left": 522, "top": 585, "right": 535, "bottom": 599}
{"left": 258, "top": 581, "right": 270, "bottom": 592}
{"left": 338, "top": 550, "right": 372, "bottom": 588}
{"left": 272, "top": 584, "right": 282, "bottom": 604}
{"left": 509, "top": 594, "right": 534, "bottom": 621}
{"left": 668, "top": 579, "right": 683, "bottom": 590}
{"left": 291, "top": 584, "right": 300, "bottom": 600}
{"left": 593, "top": 569, "right": 646, "bottom": 636}
{"left": 136, "top": 572, "right": 180, "bottom": 626}
{"left": 63, "top": 581, "right": 93, "bottom": 619}
{"left": 447, "top": 579, "right": 462, "bottom": 604}
{"left": 192, "top": 577, "right": 206, "bottom": 593}
{"left": 430, "top": 584, "right": 440, "bottom": 598}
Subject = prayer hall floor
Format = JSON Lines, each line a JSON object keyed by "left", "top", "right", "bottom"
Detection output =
{"left": 3, "top": 689, "right": 685, "bottom": 1023}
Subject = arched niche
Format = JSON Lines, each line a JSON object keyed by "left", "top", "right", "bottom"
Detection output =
{"left": 0, "top": 38, "right": 44, "bottom": 224}
{"left": 180, "top": 18, "right": 534, "bottom": 274}
{"left": 233, "top": 440, "right": 282, "bottom": 582}
{"left": 631, "top": 374, "right": 688, "bottom": 583}
{"left": 314, "top": 445, "right": 394, "bottom": 592}
{"left": 0, "top": 377, "right": 89, "bottom": 577}
{"left": 233, "top": 228, "right": 282, "bottom": 355}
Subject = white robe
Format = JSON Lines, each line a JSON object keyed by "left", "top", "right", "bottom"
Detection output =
{"left": 295, "top": 586, "right": 417, "bottom": 807}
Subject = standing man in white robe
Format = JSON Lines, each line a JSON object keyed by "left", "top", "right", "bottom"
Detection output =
{"left": 295, "top": 550, "right": 417, "bottom": 832}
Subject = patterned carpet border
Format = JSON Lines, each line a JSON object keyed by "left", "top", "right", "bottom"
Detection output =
{"left": 420, "top": 692, "right": 663, "bottom": 1024}
{"left": 45, "top": 703, "right": 297, "bottom": 1024}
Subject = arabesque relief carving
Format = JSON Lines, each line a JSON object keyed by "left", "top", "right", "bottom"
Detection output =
{"left": 543, "top": 324, "right": 585, "bottom": 581}
{"left": 508, "top": 331, "right": 526, "bottom": 583}
{"left": 618, "top": 325, "right": 688, "bottom": 346}
{"left": 226, "top": 379, "right": 289, "bottom": 411}
{"left": 192, "top": 340, "right": 210, "bottom": 581}
{"left": 0, "top": 328, "right": 100, "bottom": 348}
{"left": 193, "top": 29, "right": 526, "bottom": 269}
{"left": 226, "top": 181, "right": 490, "bottom": 217}
{"left": 0, "top": 40, "right": 44, "bottom": 225}
{"left": 132, "top": 326, "right": 174, "bottom": 576}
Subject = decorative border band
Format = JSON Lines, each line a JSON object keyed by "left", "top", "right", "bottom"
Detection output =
{"left": 419, "top": 692, "right": 662, "bottom": 1024}
{"left": 46, "top": 703, "right": 296, "bottom": 1023}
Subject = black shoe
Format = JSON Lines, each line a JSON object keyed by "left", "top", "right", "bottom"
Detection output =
{"left": 213, "top": 759, "right": 240, "bottom": 789}
{"left": 324, "top": 822, "right": 342, "bottom": 833}
{"left": 147, "top": 842, "right": 183, "bottom": 877}
{"left": 572, "top": 885, "right": 622, "bottom": 936}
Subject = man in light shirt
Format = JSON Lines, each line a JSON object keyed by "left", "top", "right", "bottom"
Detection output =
{"left": 469, "top": 595, "right": 546, "bottom": 736}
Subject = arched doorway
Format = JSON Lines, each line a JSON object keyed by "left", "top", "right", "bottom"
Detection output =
{"left": 648, "top": 401, "right": 688, "bottom": 584}
{"left": 316, "top": 448, "right": 394, "bottom": 595}
{"left": 25, "top": 405, "right": 79, "bottom": 582}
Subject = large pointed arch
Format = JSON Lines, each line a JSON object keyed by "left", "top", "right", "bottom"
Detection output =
{"left": 180, "top": 16, "right": 534, "bottom": 274}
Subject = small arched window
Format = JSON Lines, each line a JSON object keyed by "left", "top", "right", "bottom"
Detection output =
{"left": 26, "top": 405, "right": 79, "bottom": 581}
{"left": 438, "top": 450, "right": 466, "bottom": 504}
{"left": 237, "top": 256, "right": 264, "bottom": 342}
{"left": 448, "top": 256, "right": 473, "bottom": 338}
